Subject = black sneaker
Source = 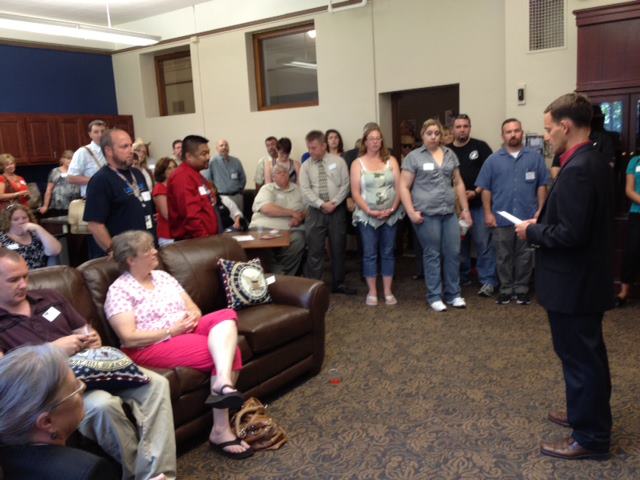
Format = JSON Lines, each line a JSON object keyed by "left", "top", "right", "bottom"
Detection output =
{"left": 332, "top": 285, "right": 357, "bottom": 295}
{"left": 496, "top": 294, "right": 511, "bottom": 305}
{"left": 516, "top": 293, "right": 531, "bottom": 305}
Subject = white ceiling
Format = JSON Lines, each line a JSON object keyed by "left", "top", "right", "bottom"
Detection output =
{"left": 0, "top": 0, "right": 211, "bottom": 27}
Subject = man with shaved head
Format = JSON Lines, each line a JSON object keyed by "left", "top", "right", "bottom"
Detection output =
{"left": 204, "top": 138, "right": 246, "bottom": 211}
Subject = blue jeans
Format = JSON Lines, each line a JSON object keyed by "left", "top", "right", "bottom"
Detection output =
{"left": 414, "top": 213, "right": 461, "bottom": 304}
{"left": 357, "top": 222, "right": 398, "bottom": 278}
{"left": 460, "top": 205, "right": 497, "bottom": 286}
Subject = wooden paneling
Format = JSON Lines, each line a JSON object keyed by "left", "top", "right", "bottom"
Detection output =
{"left": 0, "top": 113, "right": 134, "bottom": 166}
{"left": 57, "top": 117, "right": 86, "bottom": 152}
{"left": 0, "top": 116, "right": 27, "bottom": 163}
{"left": 25, "top": 116, "right": 57, "bottom": 164}
{"left": 575, "top": 1, "right": 640, "bottom": 92}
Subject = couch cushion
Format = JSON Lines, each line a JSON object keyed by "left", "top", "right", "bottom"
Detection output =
{"left": 27, "top": 266, "right": 106, "bottom": 342}
{"left": 237, "top": 304, "right": 310, "bottom": 354}
{"left": 160, "top": 236, "right": 247, "bottom": 315}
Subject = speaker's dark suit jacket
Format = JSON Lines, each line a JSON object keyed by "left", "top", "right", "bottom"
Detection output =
{"left": 527, "top": 143, "right": 614, "bottom": 314}
{"left": 526, "top": 142, "right": 613, "bottom": 451}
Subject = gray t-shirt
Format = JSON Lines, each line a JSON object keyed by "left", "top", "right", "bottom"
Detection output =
{"left": 402, "top": 146, "right": 459, "bottom": 216}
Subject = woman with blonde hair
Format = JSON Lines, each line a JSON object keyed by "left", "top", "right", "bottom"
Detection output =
{"left": 132, "top": 139, "right": 154, "bottom": 190}
{"left": 0, "top": 203, "right": 61, "bottom": 269}
{"left": 350, "top": 125, "right": 404, "bottom": 306}
{"left": 398, "top": 118, "right": 472, "bottom": 312}
{"left": 39, "top": 150, "right": 81, "bottom": 217}
{"left": 0, "top": 153, "right": 30, "bottom": 211}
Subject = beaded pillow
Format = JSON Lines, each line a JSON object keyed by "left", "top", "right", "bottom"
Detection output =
{"left": 217, "top": 257, "right": 272, "bottom": 310}
{"left": 69, "top": 346, "right": 150, "bottom": 392}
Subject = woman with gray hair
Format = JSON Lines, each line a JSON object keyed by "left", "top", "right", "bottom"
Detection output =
{"left": 104, "top": 230, "right": 252, "bottom": 460}
{"left": 0, "top": 344, "right": 118, "bottom": 479}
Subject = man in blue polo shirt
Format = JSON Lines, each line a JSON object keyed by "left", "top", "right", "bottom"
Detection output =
{"left": 476, "top": 118, "right": 549, "bottom": 305}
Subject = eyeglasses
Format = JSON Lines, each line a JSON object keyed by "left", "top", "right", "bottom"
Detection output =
{"left": 401, "top": 144, "right": 413, "bottom": 149}
{"left": 48, "top": 380, "right": 86, "bottom": 411}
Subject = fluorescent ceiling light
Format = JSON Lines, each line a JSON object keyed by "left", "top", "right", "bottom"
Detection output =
{"left": 0, "top": 11, "right": 160, "bottom": 46}
{"left": 283, "top": 61, "right": 317, "bottom": 70}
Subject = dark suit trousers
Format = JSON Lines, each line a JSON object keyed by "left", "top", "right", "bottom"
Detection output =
{"left": 547, "top": 310, "right": 612, "bottom": 452}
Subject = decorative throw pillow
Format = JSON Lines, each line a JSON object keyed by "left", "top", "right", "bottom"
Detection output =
{"left": 69, "top": 346, "right": 150, "bottom": 392}
{"left": 217, "top": 257, "right": 272, "bottom": 310}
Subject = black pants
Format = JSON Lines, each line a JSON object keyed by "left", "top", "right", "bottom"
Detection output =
{"left": 547, "top": 310, "right": 612, "bottom": 452}
{"left": 621, "top": 212, "right": 640, "bottom": 284}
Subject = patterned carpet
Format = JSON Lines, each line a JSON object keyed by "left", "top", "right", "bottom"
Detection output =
{"left": 177, "top": 257, "right": 640, "bottom": 479}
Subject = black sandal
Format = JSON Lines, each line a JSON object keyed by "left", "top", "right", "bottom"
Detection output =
{"left": 205, "top": 384, "right": 244, "bottom": 410}
{"left": 209, "top": 437, "right": 254, "bottom": 459}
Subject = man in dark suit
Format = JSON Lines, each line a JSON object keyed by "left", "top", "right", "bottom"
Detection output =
{"left": 515, "top": 93, "right": 614, "bottom": 460}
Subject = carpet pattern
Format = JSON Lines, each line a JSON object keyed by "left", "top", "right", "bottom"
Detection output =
{"left": 177, "top": 257, "right": 640, "bottom": 479}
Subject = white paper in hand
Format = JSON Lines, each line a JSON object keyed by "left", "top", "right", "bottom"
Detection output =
{"left": 497, "top": 211, "right": 523, "bottom": 225}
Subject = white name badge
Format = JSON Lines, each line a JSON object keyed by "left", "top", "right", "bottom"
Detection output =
{"left": 525, "top": 171, "right": 536, "bottom": 181}
{"left": 198, "top": 185, "right": 209, "bottom": 196}
{"left": 231, "top": 172, "right": 238, "bottom": 179}
{"left": 276, "top": 193, "right": 285, "bottom": 200}
{"left": 266, "top": 275, "right": 276, "bottom": 285}
{"left": 145, "top": 215, "right": 153, "bottom": 230}
{"left": 423, "top": 163, "right": 435, "bottom": 171}
{"left": 635, "top": 165, "right": 640, "bottom": 173}
{"left": 141, "top": 191, "right": 151, "bottom": 202}
{"left": 6, "top": 243, "right": 19, "bottom": 250}
{"left": 60, "top": 172, "right": 68, "bottom": 178}
{"left": 42, "top": 306, "right": 61, "bottom": 322}
{"left": 328, "top": 163, "right": 337, "bottom": 171}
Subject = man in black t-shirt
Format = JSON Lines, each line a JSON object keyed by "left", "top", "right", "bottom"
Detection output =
{"left": 447, "top": 114, "right": 497, "bottom": 296}
{"left": 84, "top": 129, "right": 156, "bottom": 258}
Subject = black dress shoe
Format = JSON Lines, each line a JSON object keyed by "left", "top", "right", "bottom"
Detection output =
{"left": 540, "top": 436, "right": 609, "bottom": 460}
{"left": 332, "top": 285, "right": 357, "bottom": 295}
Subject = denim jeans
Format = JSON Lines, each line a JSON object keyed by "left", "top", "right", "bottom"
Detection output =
{"left": 357, "top": 222, "right": 398, "bottom": 278}
{"left": 414, "top": 213, "right": 461, "bottom": 304}
{"left": 460, "top": 205, "right": 497, "bottom": 286}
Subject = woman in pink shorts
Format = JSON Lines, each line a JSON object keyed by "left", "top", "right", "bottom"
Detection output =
{"left": 105, "top": 230, "right": 252, "bottom": 459}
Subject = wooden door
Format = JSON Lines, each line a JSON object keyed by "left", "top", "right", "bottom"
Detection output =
{"left": 24, "top": 116, "right": 58, "bottom": 164}
{"left": 0, "top": 116, "right": 27, "bottom": 164}
{"left": 391, "top": 84, "right": 459, "bottom": 156}
{"left": 57, "top": 116, "right": 86, "bottom": 152}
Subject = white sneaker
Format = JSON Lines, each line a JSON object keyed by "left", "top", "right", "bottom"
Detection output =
{"left": 448, "top": 297, "right": 467, "bottom": 308}
{"left": 430, "top": 300, "right": 447, "bottom": 312}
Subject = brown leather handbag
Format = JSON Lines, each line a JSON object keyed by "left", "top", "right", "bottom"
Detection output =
{"left": 231, "top": 397, "right": 287, "bottom": 450}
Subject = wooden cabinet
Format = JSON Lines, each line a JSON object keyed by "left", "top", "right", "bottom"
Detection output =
{"left": 0, "top": 113, "right": 135, "bottom": 165}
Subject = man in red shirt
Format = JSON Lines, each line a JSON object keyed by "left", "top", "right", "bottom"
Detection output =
{"left": 167, "top": 135, "right": 219, "bottom": 239}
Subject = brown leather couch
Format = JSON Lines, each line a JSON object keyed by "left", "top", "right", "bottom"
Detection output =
{"left": 28, "top": 235, "right": 329, "bottom": 449}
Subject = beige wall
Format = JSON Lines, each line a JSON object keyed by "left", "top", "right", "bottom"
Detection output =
{"left": 504, "top": 0, "right": 624, "bottom": 139}
{"left": 113, "top": 4, "right": 377, "bottom": 179}
{"left": 113, "top": 0, "right": 624, "bottom": 170}
{"left": 373, "top": 0, "right": 506, "bottom": 148}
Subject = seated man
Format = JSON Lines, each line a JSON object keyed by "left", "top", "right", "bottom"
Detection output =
{"left": 0, "top": 248, "right": 176, "bottom": 480}
{"left": 249, "top": 163, "right": 306, "bottom": 275}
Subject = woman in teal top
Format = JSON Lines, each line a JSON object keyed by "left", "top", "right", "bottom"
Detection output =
{"left": 350, "top": 125, "right": 404, "bottom": 306}
{"left": 616, "top": 154, "right": 640, "bottom": 306}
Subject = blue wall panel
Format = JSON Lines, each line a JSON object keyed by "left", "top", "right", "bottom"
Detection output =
{"left": 0, "top": 44, "right": 117, "bottom": 114}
